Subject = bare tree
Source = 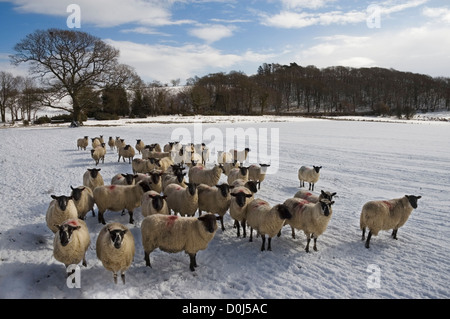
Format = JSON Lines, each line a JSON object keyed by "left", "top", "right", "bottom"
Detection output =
{"left": 0, "top": 71, "right": 20, "bottom": 123}
{"left": 11, "top": 28, "right": 135, "bottom": 122}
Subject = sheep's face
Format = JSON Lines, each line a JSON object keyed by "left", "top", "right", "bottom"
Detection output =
{"left": 313, "top": 166, "right": 322, "bottom": 173}
{"left": 239, "top": 167, "right": 249, "bottom": 176}
{"left": 150, "top": 172, "right": 163, "bottom": 184}
{"left": 151, "top": 195, "right": 167, "bottom": 211}
{"left": 216, "top": 184, "right": 232, "bottom": 198}
{"left": 108, "top": 229, "right": 128, "bottom": 249}
{"left": 70, "top": 186, "right": 85, "bottom": 201}
{"left": 186, "top": 183, "right": 197, "bottom": 196}
{"left": 57, "top": 223, "right": 81, "bottom": 247}
{"left": 319, "top": 199, "right": 335, "bottom": 217}
{"left": 138, "top": 180, "right": 152, "bottom": 193}
{"left": 231, "top": 192, "right": 253, "bottom": 207}
{"left": 51, "top": 195, "right": 73, "bottom": 211}
{"left": 276, "top": 204, "right": 292, "bottom": 220}
{"left": 321, "top": 190, "right": 337, "bottom": 201}
{"left": 406, "top": 195, "right": 422, "bottom": 209}
{"left": 245, "top": 181, "right": 258, "bottom": 194}
{"left": 88, "top": 168, "right": 101, "bottom": 178}
{"left": 198, "top": 214, "right": 218, "bottom": 234}
{"left": 122, "top": 174, "right": 136, "bottom": 185}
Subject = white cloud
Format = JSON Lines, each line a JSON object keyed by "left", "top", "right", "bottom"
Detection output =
{"left": 188, "top": 24, "right": 237, "bottom": 43}
{"left": 280, "top": 0, "right": 336, "bottom": 10}
{"left": 422, "top": 6, "right": 450, "bottom": 23}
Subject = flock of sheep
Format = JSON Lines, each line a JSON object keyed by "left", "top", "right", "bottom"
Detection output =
{"left": 47, "top": 134, "right": 422, "bottom": 284}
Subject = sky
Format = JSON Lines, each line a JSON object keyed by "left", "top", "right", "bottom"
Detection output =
{"left": 0, "top": 0, "right": 449, "bottom": 85}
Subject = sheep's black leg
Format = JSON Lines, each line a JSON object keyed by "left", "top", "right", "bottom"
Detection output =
{"left": 249, "top": 228, "right": 253, "bottom": 242}
{"left": 113, "top": 273, "right": 118, "bottom": 284}
{"left": 261, "top": 235, "right": 266, "bottom": 251}
{"left": 220, "top": 216, "right": 225, "bottom": 231}
{"left": 305, "top": 237, "right": 311, "bottom": 252}
{"left": 189, "top": 253, "right": 197, "bottom": 271}
{"left": 361, "top": 227, "right": 366, "bottom": 240}
{"left": 144, "top": 251, "right": 152, "bottom": 267}
{"left": 121, "top": 273, "right": 126, "bottom": 284}
{"left": 391, "top": 229, "right": 398, "bottom": 240}
{"left": 291, "top": 226, "right": 296, "bottom": 239}
{"left": 267, "top": 237, "right": 272, "bottom": 251}
{"left": 91, "top": 208, "right": 96, "bottom": 217}
{"left": 98, "top": 211, "right": 106, "bottom": 225}
{"left": 313, "top": 237, "right": 318, "bottom": 251}
{"left": 365, "top": 231, "right": 372, "bottom": 249}
{"left": 242, "top": 220, "right": 247, "bottom": 238}
{"left": 128, "top": 211, "right": 134, "bottom": 224}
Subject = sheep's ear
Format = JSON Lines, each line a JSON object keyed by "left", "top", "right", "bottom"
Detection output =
{"left": 246, "top": 194, "right": 253, "bottom": 198}
{"left": 230, "top": 193, "right": 237, "bottom": 197}
{"left": 51, "top": 195, "right": 57, "bottom": 199}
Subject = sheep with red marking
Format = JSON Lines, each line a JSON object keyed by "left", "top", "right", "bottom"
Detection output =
{"left": 70, "top": 186, "right": 95, "bottom": 220}
{"left": 141, "top": 191, "right": 169, "bottom": 217}
{"left": 164, "top": 182, "right": 198, "bottom": 217}
{"left": 298, "top": 165, "right": 322, "bottom": 191}
{"left": 141, "top": 213, "right": 218, "bottom": 271}
{"left": 46, "top": 195, "right": 78, "bottom": 233}
{"left": 93, "top": 180, "right": 152, "bottom": 225}
{"left": 294, "top": 190, "right": 337, "bottom": 203}
{"left": 197, "top": 183, "right": 233, "bottom": 231}
{"left": 360, "top": 195, "right": 422, "bottom": 249}
{"left": 53, "top": 219, "right": 90, "bottom": 271}
{"left": 188, "top": 164, "right": 224, "bottom": 187}
{"left": 283, "top": 197, "right": 334, "bottom": 252}
{"left": 246, "top": 199, "right": 292, "bottom": 251}
{"left": 96, "top": 222, "right": 135, "bottom": 284}
{"left": 83, "top": 168, "right": 104, "bottom": 191}
{"left": 111, "top": 173, "right": 137, "bottom": 186}
{"left": 229, "top": 186, "right": 254, "bottom": 238}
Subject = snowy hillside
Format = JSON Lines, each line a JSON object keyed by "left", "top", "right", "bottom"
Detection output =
{"left": 0, "top": 115, "right": 449, "bottom": 302}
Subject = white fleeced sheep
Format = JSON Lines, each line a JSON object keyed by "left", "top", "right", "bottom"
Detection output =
{"left": 132, "top": 158, "right": 161, "bottom": 174}
{"left": 91, "top": 143, "right": 106, "bottom": 166}
{"left": 93, "top": 181, "right": 152, "bottom": 225}
{"left": 230, "top": 178, "right": 258, "bottom": 194}
{"left": 111, "top": 173, "right": 137, "bottom": 186}
{"left": 70, "top": 186, "right": 95, "bottom": 220}
{"left": 118, "top": 145, "right": 135, "bottom": 164}
{"left": 163, "top": 182, "right": 198, "bottom": 217}
{"left": 115, "top": 137, "right": 125, "bottom": 151}
{"left": 246, "top": 199, "right": 292, "bottom": 251}
{"left": 222, "top": 160, "right": 240, "bottom": 176}
{"left": 248, "top": 164, "right": 270, "bottom": 190}
{"left": 217, "top": 151, "right": 233, "bottom": 164}
{"left": 229, "top": 186, "right": 254, "bottom": 238}
{"left": 229, "top": 148, "right": 251, "bottom": 163}
{"left": 53, "top": 219, "right": 90, "bottom": 269}
{"left": 188, "top": 164, "right": 224, "bottom": 187}
{"left": 146, "top": 171, "right": 163, "bottom": 193}
{"left": 158, "top": 157, "right": 174, "bottom": 173}
{"left": 45, "top": 195, "right": 79, "bottom": 233}
{"left": 83, "top": 168, "right": 104, "bottom": 191}
{"left": 135, "top": 139, "right": 145, "bottom": 154}
{"left": 77, "top": 136, "right": 89, "bottom": 150}
{"left": 227, "top": 166, "right": 249, "bottom": 185}
{"left": 162, "top": 170, "right": 186, "bottom": 191}
{"left": 197, "top": 183, "right": 233, "bottom": 231}
{"left": 163, "top": 141, "right": 181, "bottom": 153}
{"left": 91, "top": 137, "right": 101, "bottom": 149}
{"left": 283, "top": 197, "right": 334, "bottom": 252}
{"left": 360, "top": 195, "right": 422, "bottom": 249}
{"left": 96, "top": 222, "right": 135, "bottom": 284}
{"left": 141, "top": 213, "right": 218, "bottom": 271}
{"left": 298, "top": 165, "right": 322, "bottom": 191}
{"left": 294, "top": 190, "right": 337, "bottom": 203}
{"left": 141, "top": 191, "right": 169, "bottom": 217}
{"left": 108, "top": 136, "right": 115, "bottom": 150}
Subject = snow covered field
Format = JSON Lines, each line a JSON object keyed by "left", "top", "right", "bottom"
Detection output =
{"left": 0, "top": 115, "right": 449, "bottom": 300}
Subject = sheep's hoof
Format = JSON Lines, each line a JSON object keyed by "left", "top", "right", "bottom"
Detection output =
{"left": 365, "top": 242, "right": 370, "bottom": 249}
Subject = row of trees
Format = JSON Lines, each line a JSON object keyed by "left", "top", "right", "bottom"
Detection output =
{"left": 2, "top": 28, "right": 449, "bottom": 124}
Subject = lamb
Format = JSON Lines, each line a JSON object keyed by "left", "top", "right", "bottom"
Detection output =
{"left": 132, "top": 158, "right": 161, "bottom": 174}
{"left": 53, "top": 219, "right": 90, "bottom": 272}
{"left": 45, "top": 195, "right": 78, "bottom": 233}
{"left": 283, "top": 197, "right": 334, "bottom": 252}
{"left": 294, "top": 190, "right": 337, "bottom": 203}
{"left": 118, "top": 145, "right": 135, "bottom": 164}
{"left": 141, "top": 191, "right": 169, "bottom": 217}
{"left": 91, "top": 143, "right": 106, "bottom": 166}
{"left": 108, "top": 136, "right": 115, "bottom": 150}
{"left": 229, "top": 148, "right": 251, "bottom": 163}
{"left": 111, "top": 173, "right": 137, "bottom": 186}
{"left": 227, "top": 166, "right": 249, "bottom": 185}
{"left": 163, "top": 182, "right": 198, "bottom": 217}
{"left": 70, "top": 186, "right": 95, "bottom": 220}
{"left": 248, "top": 164, "right": 271, "bottom": 190}
{"left": 77, "top": 136, "right": 89, "bottom": 150}
{"left": 83, "top": 168, "right": 104, "bottom": 191}
{"left": 96, "top": 222, "right": 135, "bottom": 284}
{"left": 93, "top": 180, "right": 152, "bottom": 225}
{"left": 360, "top": 195, "right": 422, "bottom": 249}
{"left": 298, "top": 165, "right": 322, "bottom": 191}
{"left": 135, "top": 139, "right": 145, "bottom": 154}
{"left": 188, "top": 164, "right": 224, "bottom": 187}
{"left": 197, "top": 183, "right": 233, "bottom": 231}
{"left": 246, "top": 199, "right": 292, "bottom": 251}
{"left": 229, "top": 186, "right": 254, "bottom": 238}
{"left": 141, "top": 213, "right": 218, "bottom": 271}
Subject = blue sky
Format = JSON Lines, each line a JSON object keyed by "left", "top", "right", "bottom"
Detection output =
{"left": 1, "top": 0, "right": 449, "bottom": 84}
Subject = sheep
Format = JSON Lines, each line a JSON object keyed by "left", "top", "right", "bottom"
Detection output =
{"left": 298, "top": 165, "right": 322, "bottom": 191}
{"left": 246, "top": 199, "right": 292, "bottom": 251}
{"left": 248, "top": 164, "right": 271, "bottom": 190}
{"left": 77, "top": 136, "right": 89, "bottom": 150}
{"left": 194, "top": 143, "right": 210, "bottom": 165}
{"left": 197, "top": 183, "right": 233, "bottom": 231}
{"left": 115, "top": 137, "right": 125, "bottom": 151}
{"left": 53, "top": 219, "right": 90, "bottom": 272}
{"left": 135, "top": 139, "right": 145, "bottom": 154}
{"left": 93, "top": 180, "right": 152, "bottom": 225}
{"left": 118, "top": 145, "right": 135, "bottom": 164}
{"left": 188, "top": 164, "right": 224, "bottom": 187}
{"left": 229, "top": 186, "right": 254, "bottom": 238}
{"left": 108, "top": 136, "right": 116, "bottom": 150}
{"left": 91, "top": 137, "right": 101, "bottom": 149}
{"left": 141, "top": 191, "right": 169, "bottom": 217}
{"left": 229, "top": 148, "right": 251, "bottom": 164}
{"left": 162, "top": 170, "right": 187, "bottom": 191}
{"left": 294, "top": 190, "right": 337, "bottom": 203}
{"left": 132, "top": 158, "right": 161, "bottom": 174}
{"left": 230, "top": 179, "right": 258, "bottom": 194}
{"left": 217, "top": 151, "right": 233, "bottom": 164}
{"left": 141, "top": 213, "right": 218, "bottom": 271}
{"left": 163, "top": 141, "right": 180, "bottom": 153}
{"left": 146, "top": 170, "right": 163, "bottom": 193}
{"left": 70, "top": 186, "right": 95, "bottom": 220}
{"left": 96, "top": 222, "right": 135, "bottom": 284}
{"left": 83, "top": 168, "right": 104, "bottom": 191}
{"left": 227, "top": 166, "right": 249, "bottom": 185}
{"left": 45, "top": 195, "right": 78, "bottom": 233}
{"left": 158, "top": 157, "right": 175, "bottom": 173}
{"left": 111, "top": 173, "right": 137, "bottom": 186}
{"left": 360, "top": 195, "right": 422, "bottom": 249}
{"left": 222, "top": 160, "right": 240, "bottom": 176}
{"left": 163, "top": 182, "right": 198, "bottom": 217}
{"left": 283, "top": 197, "right": 334, "bottom": 252}
{"left": 91, "top": 143, "right": 106, "bottom": 166}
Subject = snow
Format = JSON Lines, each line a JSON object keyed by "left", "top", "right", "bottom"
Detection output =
{"left": 0, "top": 114, "right": 449, "bottom": 301}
